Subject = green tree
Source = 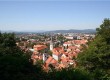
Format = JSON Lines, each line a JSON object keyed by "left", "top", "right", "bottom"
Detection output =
{"left": 0, "top": 33, "right": 16, "bottom": 47}
{"left": 0, "top": 33, "right": 23, "bottom": 56}
{"left": 47, "top": 68, "right": 92, "bottom": 80}
{"left": 78, "top": 19, "right": 110, "bottom": 80}
{"left": 96, "top": 18, "right": 110, "bottom": 44}
{"left": 0, "top": 33, "right": 45, "bottom": 80}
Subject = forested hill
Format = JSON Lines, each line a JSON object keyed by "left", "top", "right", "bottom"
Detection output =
{"left": 45, "top": 29, "right": 96, "bottom": 33}
{"left": 1, "top": 29, "right": 96, "bottom": 34}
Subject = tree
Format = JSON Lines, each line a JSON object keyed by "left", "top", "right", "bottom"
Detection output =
{"left": 96, "top": 18, "right": 110, "bottom": 44}
{"left": 0, "top": 33, "right": 23, "bottom": 56}
{"left": 47, "top": 68, "right": 92, "bottom": 80}
{"left": 0, "top": 33, "right": 16, "bottom": 47}
{"left": 0, "top": 33, "right": 45, "bottom": 80}
{"left": 78, "top": 19, "right": 110, "bottom": 80}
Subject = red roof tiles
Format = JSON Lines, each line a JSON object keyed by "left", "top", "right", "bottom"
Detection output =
{"left": 33, "top": 45, "right": 47, "bottom": 51}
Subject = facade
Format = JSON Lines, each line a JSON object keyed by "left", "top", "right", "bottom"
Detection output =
{"left": 43, "top": 53, "right": 49, "bottom": 63}
{"left": 50, "top": 42, "right": 53, "bottom": 51}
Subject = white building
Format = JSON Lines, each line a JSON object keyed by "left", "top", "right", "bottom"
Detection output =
{"left": 43, "top": 53, "right": 49, "bottom": 63}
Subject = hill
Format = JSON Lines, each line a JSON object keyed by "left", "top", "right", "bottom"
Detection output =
{"left": 45, "top": 29, "right": 96, "bottom": 33}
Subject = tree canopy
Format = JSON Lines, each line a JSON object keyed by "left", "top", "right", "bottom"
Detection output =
{"left": 78, "top": 19, "right": 110, "bottom": 80}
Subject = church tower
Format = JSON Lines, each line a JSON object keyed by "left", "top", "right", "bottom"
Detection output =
{"left": 50, "top": 35, "right": 53, "bottom": 51}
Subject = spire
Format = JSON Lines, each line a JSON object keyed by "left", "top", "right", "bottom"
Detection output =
{"left": 51, "top": 34, "right": 52, "bottom": 42}
{"left": 50, "top": 34, "right": 53, "bottom": 51}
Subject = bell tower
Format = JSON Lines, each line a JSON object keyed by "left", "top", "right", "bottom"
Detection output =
{"left": 50, "top": 35, "right": 53, "bottom": 51}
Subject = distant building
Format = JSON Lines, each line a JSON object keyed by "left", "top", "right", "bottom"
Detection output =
{"left": 65, "top": 36, "right": 73, "bottom": 39}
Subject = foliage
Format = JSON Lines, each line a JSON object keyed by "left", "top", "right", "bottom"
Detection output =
{"left": 0, "top": 33, "right": 43, "bottom": 80}
{"left": 78, "top": 19, "right": 110, "bottom": 80}
{"left": 0, "top": 55, "right": 44, "bottom": 80}
{"left": 0, "top": 33, "right": 23, "bottom": 56}
{"left": 47, "top": 68, "right": 92, "bottom": 80}
{"left": 0, "top": 32, "right": 16, "bottom": 48}
{"left": 96, "top": 18, "right": 110, "bottom": 44}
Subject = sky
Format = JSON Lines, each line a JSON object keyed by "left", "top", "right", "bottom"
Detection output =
{"left": 0, "top": 0, "right": 110, "bottom": 31}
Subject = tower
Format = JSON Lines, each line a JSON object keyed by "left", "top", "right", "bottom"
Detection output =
{"left": 50, "top": 35, "right": 53, "bottom": 51}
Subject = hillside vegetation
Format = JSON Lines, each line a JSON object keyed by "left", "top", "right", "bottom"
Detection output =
{"left": 78, "top": 18, "right": 110, "bottom": 80}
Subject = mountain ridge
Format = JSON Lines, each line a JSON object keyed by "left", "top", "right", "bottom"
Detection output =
{"left": 45, "top": 29, "right": 96, "bottom": 33}
{"left": 0, "top": 29, "right": 96, "bottom": 33}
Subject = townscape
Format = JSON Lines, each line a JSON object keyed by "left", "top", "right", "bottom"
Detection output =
{"left": 16, "top": 32, "right": 95, "bottom": 71}
{"left": 0, "top": 1, "right": 110, "bottom": 80}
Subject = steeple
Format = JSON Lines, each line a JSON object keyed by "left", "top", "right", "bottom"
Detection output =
{"left": 50, "top": 35, "right": 53, "bottom": 51}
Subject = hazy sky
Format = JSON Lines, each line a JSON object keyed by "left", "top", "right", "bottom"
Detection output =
{"left": 0, "top": 0, "right": 110, "bottom": 31}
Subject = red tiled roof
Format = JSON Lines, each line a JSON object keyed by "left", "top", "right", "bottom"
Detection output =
{"left": 33, "top": 45, "right": 47, "bottom": 51}
{"left": 51, "top": 59, "right": 57, "bottom": 64}
{"left": 54, "top": 47, "right": 62, "bottom": 51}
{"left": 75, "top": 49, "right": 80, "bottom": 53}
{"left": 58, "top": 64, "right": 65, "bottom": 68}
{"left": 64, "top": 42, "right": 71, "bottom": 44}
{"left": 68, "top": 46, "right": 77, "bottom": 50}
{"left": 61, "top": 57, "right": 69, "bottom": 63}
{"left": 72, "top": 40, "right": 88, "bottom": 45}
{"left": 45, "top": 56, "right": 53, "bottom": 64}
{"left": 52, "top": 47, "right": 64, "bottom": 56}
{"left": 45, "top": 56, "right": 58, "bottom": 66}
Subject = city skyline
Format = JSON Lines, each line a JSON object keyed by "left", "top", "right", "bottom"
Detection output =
{"left": 0, "top": 0, "right": 110, "bottom": 31}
